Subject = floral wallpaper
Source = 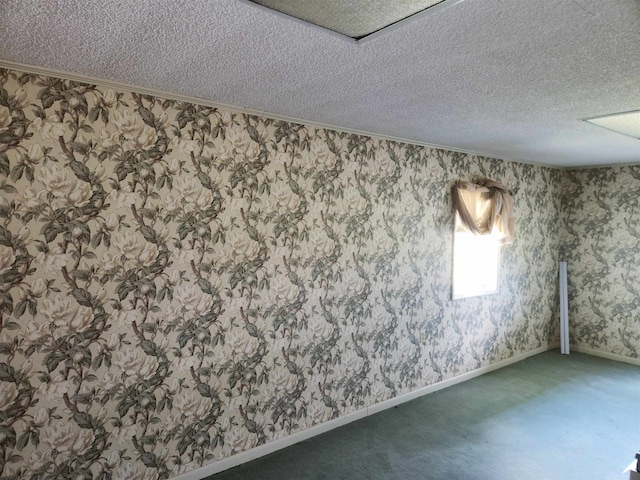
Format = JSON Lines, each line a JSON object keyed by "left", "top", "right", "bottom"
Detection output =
{"left": 561, "top": 166, "right": 640, "bottom": 360}
{"left": 0, "top": 67, "right": 562, "bottom": 479}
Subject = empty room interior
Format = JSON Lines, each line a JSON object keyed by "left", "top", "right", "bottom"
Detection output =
{"left": 0, "top": 1, "right": 639, "bottom": 479}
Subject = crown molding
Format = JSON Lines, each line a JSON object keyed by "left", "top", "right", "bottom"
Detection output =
{"left": 0, "top": 59, "right": 563, "bottom": 169}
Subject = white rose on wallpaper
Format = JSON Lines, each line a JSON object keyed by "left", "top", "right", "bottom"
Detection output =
{"left": 40, "top": 295, "right": 93, "bottom": 333}
{"left": 267, "top": 182, "right": 300, "bottom": 213}
{"left": 305, "top": 397, "right": 331, "bottom": 425}
{"left": 112, "top": 110, "right": 142, "bottom": 140}
{"left": 32, "top": 407, "right": 49, "bottom": 428}
{"left": 172, "top": 174, "right": 213, "bottom": 210}
{"left": 581, "top": 198, "right": 605, "bottom": 219}
{"left": 38, "top": 164, "right": 93, "bottom": 207}
{"left": 113, "top": 230, "right": 158, "bottom": 267}
{"left": 225, "top": 328, "right": 259, "bottom": 359}
{"left": 25, "top": 144, "right": 44, "bottom": 164}
{"left": 31, "top": 115, "right": 66, "bottom": 141}
{"left": 343, "top": 350, "right": 364, "bottom": 373}
{"left": 217, "top": 140, "right": 235, "bottom": 162}
{"left": 0, "top": 245, "right": 15, "bottom": 275}
{"left": 98, "top": 251, "right": 119, "bottom": 273}
{"left": 371, "top": 311, "right": 391, "bottom": 331}
{"left": 20, "top": 358, "right": 33, "bottom": 377}
{"left": 341, "top": 187, "right": 367, "bottom": 215}
{"left": 224, "top": 427, "right": 252, "bottom": 454}
{"left": 102, "top": 89, "right": 118, "bottom": 107}
{"left": 0, "top": 381, "right": 18, "bottom": 411}
{"left": 170, "top": 133, "right": 198, "bottom": 154}
{"left": 39, "top": 163, "right": 73, "bottom": 195}
{"left": 103, "top": 332, "right": 120, "bottom": 352}
{"left": 307, "top": 228, "right": 334, "bottom": 258}
{"left": 113, "top": 230, "right": 143, "bottom": 257}
{"left": 103, "top": 213, "right": 120, "bottom": 231}
{"left": 225, "top": 228, "right": 260, "bottom": 262}
{"left": 579, "top": 251, "right": 600, "bottom": 272}
{"left": 164, "top": 157, "right": 181, "bottom": 175}
{"left": 371, "top": 380, "right": 391, "bottom": 403}
{"left": 107, "top": 184, "right": 138, "bottom": 210}
{"left": 137, "top": 241, "right": 159, "bottom": 267}
{"left": 26, "top": 451, "right": 49, "bottom": 473}
{"left": 0, "top": 104, "right": 12, "bottom": 128}
{"left": 43, "top": 422, "right": 95, "bottom": 457}
{"left": 172, "top": 354, "right": 197, "bottom": 373}
{"left": 309, "top": 317, "right": 333, "bottom": 341}
{"left": 66, "top": 179, "right": 93, "bottom": 207}
{"left": 262, "top": 274, "right": 297, "bottom": 306}
{"left": 174, "top": 283, "right": 213, "bottom": 315}
{"left": 37, "top": 371, "right": 69, "bottom": 402}
{"left": 110, "top": 416, "right": 138, "bottom": 445}
{"left": 173, "top": 389, "right": 212, "bottom": 418}
{"left": 169, "top": 245, "right": 199, "bottom": 267}
{"left": 227, "top": 128, "right": 259, "bottom": 159}
{"left": 112, "top": 349, "right": 158, "bottom": 382}
{"left": 372, "top": 230, "right": 394, "bottom": 255}
{"left": 375, "top": 149, "right": 396, "bottom": 176}
{"left": 98, "top": 129, "right": 119, "bottom": 150}
{"left": 311, "top": 141, "right": 337, "bottom": 170}
{"left": 21, "top": 186, "right": 48, "bottom": 209}
{"left": 271, "top": 368, "right": 297, "bottom": 393}
{"left": 135, "top": 124, "right": 157, "bottom": 150}
{"left": 104, "top": 450, "right": 121, "bottom": 470}
{"left": 26, "top": 320, "right": 48, "bottom": 342}
{"left": 217, "top": 110, "right": 234, "bottom": 127}
{"left": 157, "top": 110, "right": 171, "bottom": 129}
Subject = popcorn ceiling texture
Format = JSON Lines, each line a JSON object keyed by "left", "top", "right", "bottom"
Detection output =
{"left": 0, "top": 68, "right": 565, "bottom": 479}
{"left": 0, "top": 0, "right": 639, "bottom": 167}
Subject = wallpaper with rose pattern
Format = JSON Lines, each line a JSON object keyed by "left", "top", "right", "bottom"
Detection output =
{"left": 0, "top": 68, "right": 564, "bottom": 479}
{"left": 561, "top": 167, "right": 640, "bottom": 360}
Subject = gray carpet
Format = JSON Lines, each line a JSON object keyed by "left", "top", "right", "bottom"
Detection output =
{"left": 205, "top": 351, "right": 640, "bottom": 480}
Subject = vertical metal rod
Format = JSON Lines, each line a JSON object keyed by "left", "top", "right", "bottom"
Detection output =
{"left": 559, "top": 262, "right": 570, "bottom": 354}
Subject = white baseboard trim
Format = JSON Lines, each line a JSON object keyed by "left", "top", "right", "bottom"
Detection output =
{"left": 571, "top": 345, "right": 640, "bottom": 367}
{"left": 171, "top": 344, "right": 554, "bottom": 480}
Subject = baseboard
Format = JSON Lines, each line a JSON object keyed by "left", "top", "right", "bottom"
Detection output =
{"left": 171, "top": 344, "right": 554, "bottom": 480}
{"left": 571, "top": 345, "right": 640, "bottom": 367}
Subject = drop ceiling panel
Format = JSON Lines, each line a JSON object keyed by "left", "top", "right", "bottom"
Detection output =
{"left": 248, "top": 0, "right": 445, "bottom": 39}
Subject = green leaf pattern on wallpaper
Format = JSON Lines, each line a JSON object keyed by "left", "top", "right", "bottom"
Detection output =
{"left": 0, "top": 68, "right": 560, "bottom": 478}
{"left": 561, "top": 167, "right": 640, "bottom": 358}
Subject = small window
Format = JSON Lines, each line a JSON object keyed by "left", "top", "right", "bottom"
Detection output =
{"left": 450, "top": 179, "right": 514, "bottom": 300}
{"left": 452, "top": 214, "right": 501, "bottom": 299}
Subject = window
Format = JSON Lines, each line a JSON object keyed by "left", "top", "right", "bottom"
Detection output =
{"left": 452, "top": 214, "right": 501, "bottom": 299}
{"left": 450, "top": 180, "right": 514, "bottom": 300}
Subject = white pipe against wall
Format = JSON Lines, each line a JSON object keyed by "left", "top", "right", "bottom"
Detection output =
{"left": 559, "top": 262, "right": 570, "bottom": 354}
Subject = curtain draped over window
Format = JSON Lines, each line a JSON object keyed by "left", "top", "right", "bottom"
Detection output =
{"left": 451, "top": 179, "right": 515, "bottom": 244}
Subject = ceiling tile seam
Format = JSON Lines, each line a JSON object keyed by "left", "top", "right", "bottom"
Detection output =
{"left": 357, "top": 0, "right": 467, "bottom": 44}
{"left": 235, "top": 0, "right": 358, "bottom": 44}
{"left": 238, "top": 0, "right": 467, "bottom": 44}
{"left": 0, "top": 58, "right": 575, "bottom": 170}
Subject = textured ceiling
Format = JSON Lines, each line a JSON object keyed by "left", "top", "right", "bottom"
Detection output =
{"left": 0, "top": 0, "right": 639, "bottom": 167}
{"left": 248, "top": 0, "right": 445, "bottom": 39}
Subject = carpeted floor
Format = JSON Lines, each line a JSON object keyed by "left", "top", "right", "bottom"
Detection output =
{"left": 205, "top": 351, "right": 640, "bottom": 480}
